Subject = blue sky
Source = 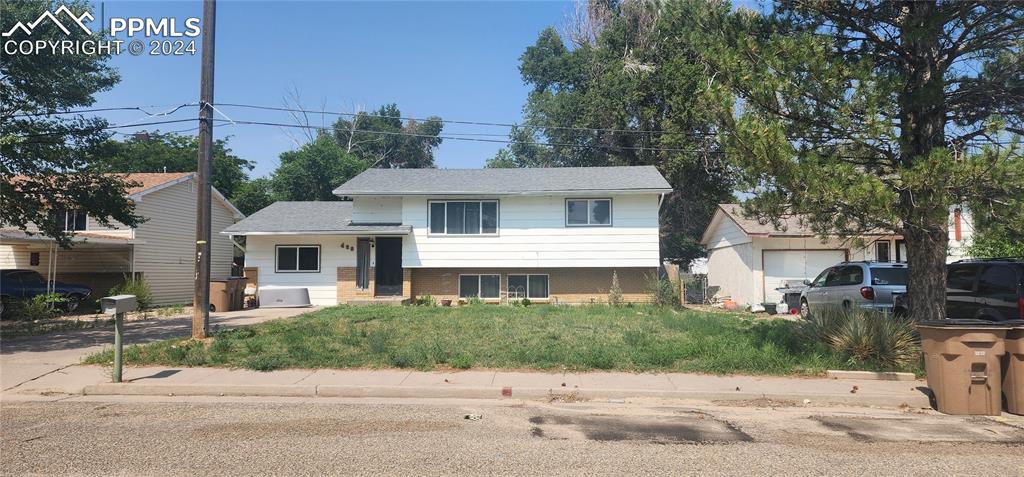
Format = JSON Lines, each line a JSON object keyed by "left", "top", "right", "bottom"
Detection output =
{"left": 91, "top": 1, "right": 571, "bottom": 178}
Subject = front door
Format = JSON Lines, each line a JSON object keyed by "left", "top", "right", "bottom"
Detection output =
{"left": 374, "top": 237, "right": 403, "bottom": 296}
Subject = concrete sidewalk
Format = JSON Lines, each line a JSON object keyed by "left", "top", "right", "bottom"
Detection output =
{"left": 0, "top": 307, "right": 316, "bottom": 393}
{"left": 3, "top": 364, "right": 932, "bottom": 408}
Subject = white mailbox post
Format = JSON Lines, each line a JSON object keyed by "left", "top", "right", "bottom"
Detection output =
{"left": 101, "top": 295, "right": 137, "bottom": 383}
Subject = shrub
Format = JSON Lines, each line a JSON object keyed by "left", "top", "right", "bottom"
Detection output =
{"left": 521, "top": 298, "right": 531, "bottom": 307}
{"left": 646, "top": 274, "right": 679, "bottom": 307}
{"left": 414, "top": 295, "right": 438, "bottom": 307}
{"left": 465, "top": 296, "right": 484, "bottom": 306}
{"left": 608, "top": 272, "right": 624, "bottom": 307}
{"left": 802, "top": 308, "right": 919, "bottom": 369}
{"left": 10, "top": 294, "right": 64, "bottom": 321}
{"left": 108, "top": 275, "right": 153, "bottom": 310}
{"left": 157, "top": 304, "right": 186, "bottom": 317}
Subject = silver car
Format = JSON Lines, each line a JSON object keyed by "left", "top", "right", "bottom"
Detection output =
{"left": 800, "top": 262, "right": 908, "bottom": 318}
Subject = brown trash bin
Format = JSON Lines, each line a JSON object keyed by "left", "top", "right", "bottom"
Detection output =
{"left": 1002, "top": 320, "right": 1024, "bottom": 415}
{"left": 917, "top": 319, "right": 1011, "bottom": 416}
{"left": 209, "top": 280, "right": 231, "bottom": 312}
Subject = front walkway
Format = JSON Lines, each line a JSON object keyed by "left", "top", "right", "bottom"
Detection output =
{"left": 0, "top": 307, "right": 317, "bottom": 393}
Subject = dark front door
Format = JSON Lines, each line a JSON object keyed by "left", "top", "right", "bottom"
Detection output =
{"left": 374, "top": 237, "right": 403, "bottom": 296}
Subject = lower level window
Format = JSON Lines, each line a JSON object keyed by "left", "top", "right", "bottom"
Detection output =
{"left": 276, "top": 245, "right": 320, "bottom": 272}
{"left": 507, "top": 274, "right": 549, "bottom": 299}
{"left": 460, "top": 274, "right": 500, "bottom": 299}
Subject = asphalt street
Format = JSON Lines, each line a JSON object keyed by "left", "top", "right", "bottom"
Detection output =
{"left": 2, "top": 396, "right": 1022, "bottom": 476}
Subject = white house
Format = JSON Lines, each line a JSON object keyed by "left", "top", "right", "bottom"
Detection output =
{"left": 700, "top": 203, "right": 974, "bottom": 305}
{"left": 1, "top": 172, "right": 244, "bottom": 306}
{"left": 224, "top": 166, "right": 672, "bottom": 305}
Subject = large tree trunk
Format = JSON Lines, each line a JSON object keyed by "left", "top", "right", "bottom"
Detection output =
{"left": 898, "top": 1, "right": 949, "bottom": 321}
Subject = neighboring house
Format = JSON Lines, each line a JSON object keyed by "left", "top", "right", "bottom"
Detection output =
{"left": 1, "top": 173, "right": 244, "bottom": 306}
{"left": 224, "top": 166, "right": 672, "bottom": 305}
{"left": 700, "top": 203, "right": 974, "bottom": 306}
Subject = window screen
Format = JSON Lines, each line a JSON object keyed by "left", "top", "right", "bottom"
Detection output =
{"left": 356, "top": 239, "right": 371, "bottom": 289}
{"left": 482, "top": 202, "right": 498, "bottom": 233}
{"left": 276, "top": 247, "right": 297, "bottom": 271}
{"left": 430, "top": 201, "right": 498, "bottom": 234}
{"left": 480, "top": 275, "right": 500, "bottom": 298}
{"left": 507, "top": 275, "right": 528, "bottom": 299}
{"left": 276, "top": 246, "right": 319, "bottom": 272}
{"left": 459, "top": 275, "right": 479, "bottom": 298}
{"left": 566, "top": 199, "right": 611, "bottom": 226}
{"left": 528, "top": 275, "right": 549, "bottom": 298}
{"left": 429, "top": 203, "right": 446, "bottom": 233}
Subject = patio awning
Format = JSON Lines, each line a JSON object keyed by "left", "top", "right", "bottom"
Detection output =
{"left": 0, "top": 229, "right": 142, "bottom": 246}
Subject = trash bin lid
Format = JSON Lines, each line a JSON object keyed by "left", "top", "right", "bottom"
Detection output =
{"left": 917, "top": 319, "right": 1013, "bottom": 328}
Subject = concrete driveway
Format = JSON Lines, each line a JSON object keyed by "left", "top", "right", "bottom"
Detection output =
{"left": 0, "top": 307, "right": 316, "bottom": 392}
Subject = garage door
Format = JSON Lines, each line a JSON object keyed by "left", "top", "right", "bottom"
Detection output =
{"left": 763, "top": 250, "right": 846, "bottom": 303}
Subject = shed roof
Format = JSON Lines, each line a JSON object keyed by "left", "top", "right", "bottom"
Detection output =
{"left": 332, "top": 166, "right": 672, "bottom": 196}
{"left": 222, "top": 201, "right": 410, "bottom": 235}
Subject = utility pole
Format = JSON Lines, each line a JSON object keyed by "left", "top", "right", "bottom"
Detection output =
{"left": 192, "top": 0, "right": 216, "bottom": 339}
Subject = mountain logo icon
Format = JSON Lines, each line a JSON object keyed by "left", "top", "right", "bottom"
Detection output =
{"left": 2, "top": 4, "right": 94, "bottom": 37}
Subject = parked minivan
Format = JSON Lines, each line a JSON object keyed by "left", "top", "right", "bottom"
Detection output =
{"left": 800, "top": 262, "right": 908, "bottom": 318}
{"left": 945, "top": 259, "right": 1024, "bottom": 321}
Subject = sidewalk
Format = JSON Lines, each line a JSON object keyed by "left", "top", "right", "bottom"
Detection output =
{"left": 0, "top": 307, "right": 316, "bottom": 393}
{"left": 3, "top": 364, "right": 932, "bottom": 408}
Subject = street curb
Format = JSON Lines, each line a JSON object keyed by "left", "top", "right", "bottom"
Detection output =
{"left": 79, "top": 383, "right": 931, "bottom": 408}
{"left": 826, "top": 370, "right": 917, "bottom": 381}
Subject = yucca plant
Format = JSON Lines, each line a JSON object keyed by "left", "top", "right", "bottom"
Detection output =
{"left": 802, "top": 308, "right": 920, "bottom": 369}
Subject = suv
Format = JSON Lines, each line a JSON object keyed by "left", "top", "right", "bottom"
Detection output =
{"left": 0, "top": 269, "right": 92, "bottom": 317}
{"left": 945, "top": 259, "right": 1024, "bottom": 322}
{"left": 800, "top": 262, "right": 907, "bottom": 318}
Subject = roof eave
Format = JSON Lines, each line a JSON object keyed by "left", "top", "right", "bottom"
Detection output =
{"left": 333, "top": 188, "right": 674, "bottom": 197}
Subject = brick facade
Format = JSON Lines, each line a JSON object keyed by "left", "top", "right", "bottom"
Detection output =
{"left": 337, "top": 267, "right": 412, "bottom": 303}
{"left": 410, "top": 267, "right": 654, "bottom": 304}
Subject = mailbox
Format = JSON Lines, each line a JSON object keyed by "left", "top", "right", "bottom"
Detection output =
{"left": 101, "top": 295, "right": 138, "bottom": 315}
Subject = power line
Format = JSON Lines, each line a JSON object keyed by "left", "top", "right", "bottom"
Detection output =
{"left": 10, "top": 119, "right": 199, "bottom": 139}
{"left": 9, "top": 103, "right": 196, "bottom": 119}
{"left": 214, "top": 102, "right": 722, "bottom": 138}
{"left": 225, "top": 118, "right": 725, "bottom": 154}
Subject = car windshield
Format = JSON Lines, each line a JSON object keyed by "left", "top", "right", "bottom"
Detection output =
{"left": 871, "top": 268, "right": 908, "bottom": 286}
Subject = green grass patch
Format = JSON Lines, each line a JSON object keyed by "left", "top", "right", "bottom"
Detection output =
{"left": 82, "top": 305, "right": 919, "bottom": 375}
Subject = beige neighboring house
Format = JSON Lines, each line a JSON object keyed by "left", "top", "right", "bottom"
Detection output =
{"left": 1, "top": 172, "right": 244, "bottom": 306}
{"left": 699, "top": 203, "right": 974, "bottom": 306}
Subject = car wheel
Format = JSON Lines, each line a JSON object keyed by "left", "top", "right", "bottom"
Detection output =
{"left": 64, "top": 293, "right": 85, "bottom": 313}
{"left": 800, "top": 299, "right": 810, "bottom": 319}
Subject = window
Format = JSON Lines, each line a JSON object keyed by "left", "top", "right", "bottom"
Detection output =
{"left": 356, "top": 239, "right": 371, "bottom": 289}
{"left": 459, "top": 274, "right": 500, "bottom": 299}
{"left": 870, "top": 267, "right": 907, "bottom": 285}
{"left": 947, "top": 265, "right": 978, "bottom": 292}
{"left": 429, "top": 201, "right": 498, "bottom": 234}
{"left": 508, "top": 274, "right": 549, "bottom": 299}
{"left": 49, "top": 209, "right": 87, "bottom": 231}
{"left": 812, "top": 268, "right": 831, "bottom": 287}
{"left": 978, "top": 265, "right": 1017, "bottom": 297}
{"left": 566, "top": 199, "right": 611, "bottom": 226}
{"left": 834, "top": 265, "right": 864, "bottom": 286}
{"left": 275, "top": 245, "right": 320, "bottom": 273}
{"left": 875, "top": 241, "right": 890, "bottom": 262}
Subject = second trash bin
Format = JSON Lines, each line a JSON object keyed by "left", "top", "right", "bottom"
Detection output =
{"left": 917, "top": 319, "right": 1011, "bottom": 416}
{"left": 209, "top": 280, "right": 231, "bottom": 312}
{"left": 1002, "top": 320, "right": 1024, "bottom": 415}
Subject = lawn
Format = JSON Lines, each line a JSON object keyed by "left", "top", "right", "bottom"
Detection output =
{"left": 84, "top": 304, "right": 914, "bottom": 375}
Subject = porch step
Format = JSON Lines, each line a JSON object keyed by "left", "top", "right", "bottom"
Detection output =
{"left": 347, "top": 297, "right": 410, "bottom": 306}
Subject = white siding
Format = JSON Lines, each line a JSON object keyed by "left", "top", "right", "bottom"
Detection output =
{"left": 704, "top": 214, "right": 752, "bottom": 250}
{"left": 244, "top": 235, "right": 359, "bottom": 306}
{"left": 85, "top": 215, "right": 133, "bottom": 238}
{"left": 132, "top": 179, "right": 237, "bottom": 306}
{"left": 706, "top": 243, "right": 758, "bottom": 305}
{"left": 399, "top": 194, "right": 661, "bottom": 268}
{"left": 352, "top": 197, "right": 402, "bottom": 224}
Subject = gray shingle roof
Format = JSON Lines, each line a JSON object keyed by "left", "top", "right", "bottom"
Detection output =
{"left": 222, "top": 201, "right": 410, "bottom": 235}
{"left": 332, "top": 166, "right": 672, "bottom": 196}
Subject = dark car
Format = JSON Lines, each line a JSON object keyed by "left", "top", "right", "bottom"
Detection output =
{"left": 0, "top": 269, "right": 92, "bottom": 317}
{"left": 945, "top": 259, "right": 1024, "bottom": 322}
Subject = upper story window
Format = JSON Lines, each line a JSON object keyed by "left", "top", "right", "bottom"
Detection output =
{"left": 276, "top": 245, "right": 320, "bottom": 273}
{"left": 429, "top": 200, "right": 498, "bottom": 235}
{"left": 566, "top": 199, "right": 611, "bottom": 226}
{"left": 49, "top": 209, "right": 87, "bottom": 231}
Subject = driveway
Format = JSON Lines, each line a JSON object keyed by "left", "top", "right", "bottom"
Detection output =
{"left": 0, "top": 307, "right": 316, "bottom": 392}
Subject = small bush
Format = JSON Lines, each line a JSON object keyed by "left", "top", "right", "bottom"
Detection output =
{"left": 608, "top": 272, "right": 624, "bottom": 307}
{"left": 465, "top": 296, "right": 484, "bottom": 306}
{"left": 521, "top": 298, "right": 531, "bottom": 307}
{"left": 646, "top": 274, "right": 679, "bottom": 307}
{"left": 802, "top": 308, "right": 919, "bottom": 369}
{"left": 414, "top": 295, "right": 438, "bottom": 307}
{"left": 108, "top": 275, "right": 153, "bottom": 310}
{"left": 10, "top": 294, "right": 65, "bottom": 321}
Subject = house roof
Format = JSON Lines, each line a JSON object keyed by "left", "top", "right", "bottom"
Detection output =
{"left": 222, "top": 201, "right": 411, "bottom": 235}
{"left": 332, "top": 166, "right": 673, "bottom": 196}
{"left": 119, "top": 172, "right": 194, "bottom": 195}
{"left": 700, "top": 203, "right": 897, "bottom": 244}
